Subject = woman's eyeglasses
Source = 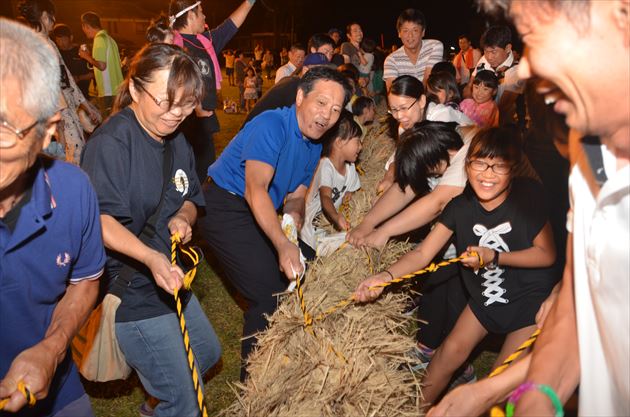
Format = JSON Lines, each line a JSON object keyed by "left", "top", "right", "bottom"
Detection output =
{"left": 387, "top": 97, "right": 418, "bottom": 115}
{"left": 135, "top": 82, "right": 197, "bottom": 112}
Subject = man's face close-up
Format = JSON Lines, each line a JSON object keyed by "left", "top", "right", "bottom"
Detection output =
{"left": 296, "top": 79, "right": 345, "bottom": 140}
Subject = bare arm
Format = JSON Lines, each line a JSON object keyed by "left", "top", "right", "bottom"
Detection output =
{"left": 427, "top": 354, "right": 532, "bottom": 417}
{"left": 359, "top": 184, "right": 463, "bottom": 248}
{"left": 228, "top": 0, "right": 256, "bottom": 28}
{"left": 320, "top": 186, "right": 347, "bottom": 231}
{"left": 354, "top": 222, "right": 453, "bottom": 302}
{"left": 347, "top": 180, "right": 415, "bottom": 246}
{"left": 515, "top": 234, "right": 579, "bottom": 416}
{"left": 283, "top": 184, "right": 307, "bottom": 230}
{"left": 167, "top": 200, "right": 197, "bottom": 244}
{"left": 0, "top": 279, "right": 99, "bottom": 412}
{"left": 244, "top": 160, "right": 301, "bottom": 279}
{"left": 78, "top": 47, "right": 106, "bottom": 71}
{"left": 100, "top": 214, "right": 184, "bottom": 294}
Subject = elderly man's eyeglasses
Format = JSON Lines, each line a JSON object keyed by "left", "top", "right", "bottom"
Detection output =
{"left": 0, "top": 118, "right": 41, "bottom": 148}
{"left": 387, "top": 98, "right": 418, "bottom": 115}
{"left": 466, "top": 159, "right": 512, "bottom": 175}
{"left": 135, "top": 82, "right": 198, "bottom": 112}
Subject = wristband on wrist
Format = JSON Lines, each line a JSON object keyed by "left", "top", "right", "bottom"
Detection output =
{"left": 247, "top": 0, "right": 256, "bottom": 5}
{"left": 505, "top": 382, "right": 564, "bottom": 417}
{"left": 383, "top": 270, "right": 394, "bottom": 281}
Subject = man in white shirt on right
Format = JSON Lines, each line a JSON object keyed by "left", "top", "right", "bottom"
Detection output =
{"left": 477, "top": 1, "right": 629, "bottom": 416}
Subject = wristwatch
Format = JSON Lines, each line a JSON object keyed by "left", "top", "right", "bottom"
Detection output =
{"left": 485, "top": 250, "right": 500, "bottom": 270}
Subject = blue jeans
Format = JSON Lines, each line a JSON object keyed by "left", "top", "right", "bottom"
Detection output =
{"left": 115, "top": 295, "right": 221, "bottom": 417}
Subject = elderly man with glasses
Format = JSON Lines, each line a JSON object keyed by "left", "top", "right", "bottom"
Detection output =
{"left": 0, "top": 19, "right": 105, "bottom": 417}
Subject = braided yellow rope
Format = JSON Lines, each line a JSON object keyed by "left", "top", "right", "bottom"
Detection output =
{"left": 0, "top": 381, "right": 36, "bottom": 410}
{"left": 313, "top": 252, "right": 479, "bottom": 322}
{"left": 171, "top": 233, "right": 208, "bottom": 417}
{"left": 488, "top": 328, "right": 542, "bottom": 417}
{"left": 489, "top": 328, "right": 541, "bottom": 378}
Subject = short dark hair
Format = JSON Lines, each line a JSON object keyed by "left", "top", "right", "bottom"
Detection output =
{"left": 473, "top": 70, "right": 499, "bottom": 90}
{"left": 467, "top": 125, "right": 523, "bottom": 167}
{"left": 308, "top": 33, "right": 334, "bottom": 51}
{"left": 298, "top": 65, "right": 353, "bottom": 107}
{"left": 146, "top": 15, "right": 171, "bottom": 43}
{"left": 396, "top": 9, "right": 426, "bottom": 32}
{"left": 81, "top": 12, "right": 101, "bottom": 29}
{"left": 168, "top": 0, "right": 200, "bottom": 31}
{"left": 114, "top": 43, "right": 203, "bottom": 113}
{"left": 480, "top": 25, "right": 512, "bottom": 49}
{"left": 17, "top": 0, "right": 55, "bottom": 32}
{"left": 431, "top": 61, "right": 457, "bottom": 78}
{"left": 337, "top": 63, "right": 359, "bottom": 82}
{"left": 289, "top": 43, "right": 306, "bottom": 53}
{"left": 458, "top": 33, "right": 471, "bottom": 41}
{"left": 395, "top": 121, "right": 463, "bottom": 195}
{"left": 389, "top": 75, "right": 425, "bottom": 99}
{"left": 351, "top": 96, "right": 375, "bottom": 117}
{"left": 52, "top": 23, "right": 72, "bottom": 38}
{"left": 322, "top": 110, "right": 362, "bottom": 156}
{"left": 427, "top": 71, "right": 461, "bottom": 104}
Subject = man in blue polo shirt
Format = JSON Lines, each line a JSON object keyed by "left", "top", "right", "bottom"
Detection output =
{"left": 0, "top": 19, "right": 106, "bottom": 417}
{"left": 200, "top": 66, "right": 351, "bottom": 378}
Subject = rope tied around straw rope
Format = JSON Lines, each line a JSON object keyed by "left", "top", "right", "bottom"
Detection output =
{"left": 171, "top": 233, "right": 208, "bottom": 417}
{"left": 0, "top": 381, "right": 36, "bottom": 410}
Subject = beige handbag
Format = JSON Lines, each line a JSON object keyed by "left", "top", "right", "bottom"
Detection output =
{"left": 71, "top": 293, "right": 132, "bottom": 382}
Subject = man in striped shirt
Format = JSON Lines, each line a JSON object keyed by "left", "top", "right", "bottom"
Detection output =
{"left": 383, "top": 9, "right": 443, "bottom": 90}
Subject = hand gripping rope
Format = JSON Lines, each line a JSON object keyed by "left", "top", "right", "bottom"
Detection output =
{"left": 0, "top": 381, "right": 36, "bottom": 410}
{"left": 171, "top": 233, "right": 208, "bottom": 417}
{"left": 311, "top": 251, "right": 481, "bottom": 323}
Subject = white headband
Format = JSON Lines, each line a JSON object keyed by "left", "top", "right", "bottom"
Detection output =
{"left": 169, "top": 1, "right": 201, "bottom": 27}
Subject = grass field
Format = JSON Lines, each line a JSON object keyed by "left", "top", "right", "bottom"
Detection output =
{"left": 87, "top": 76, "right": 499, "bottom": 417}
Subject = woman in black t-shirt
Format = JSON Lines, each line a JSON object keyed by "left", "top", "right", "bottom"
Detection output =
{"left": 81, "top": 44, "right": 220, "bottom": 417}
{"left": 354, "top": 127, "right": 557, "bottom": 405}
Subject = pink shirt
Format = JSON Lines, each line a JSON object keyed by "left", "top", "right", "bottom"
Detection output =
{"left": 460, "top": 98, "right": 499, "bottom": 128}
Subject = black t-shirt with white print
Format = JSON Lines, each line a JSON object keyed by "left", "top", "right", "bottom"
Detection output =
{"left": 439, "top": 177, "right": 557, "bottom": 333}
{"left": 81, "top": 107, "right": 204, "bottom": 322}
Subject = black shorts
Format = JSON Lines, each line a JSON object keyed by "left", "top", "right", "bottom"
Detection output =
{"left": 226, "top": 67, "right": 234, "bottom": 75}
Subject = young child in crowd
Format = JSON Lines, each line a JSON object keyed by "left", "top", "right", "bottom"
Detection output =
{"left": 459, "top": 70, "right": 500, "bottom": 128}
{"left": 355, "top": 127, "right": 557, "bottom": 404}
{"left": 358, "top": 38, "right": 376, "bottom": 96}
{"left": 351, "top": 96, "right": 376, "bottom": 136}
{"left": 299, "top": 112, "right": 363, "bottom": 260}
{"left": 243, "top": 67, "right": 258, "bottom": 112}
{"left": 425, "top": 71, "right": 473, "bottom": 126}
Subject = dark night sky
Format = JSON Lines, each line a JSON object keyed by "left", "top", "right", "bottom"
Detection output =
{"left": 2, "top": 0, "right": 513, "bottom": 50}
{"left": 157, "top": 0, "right": 510, "bottom": 49}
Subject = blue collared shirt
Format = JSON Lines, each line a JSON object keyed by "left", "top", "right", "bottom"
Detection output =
{"left": 0, "top": 158, "right": 105, "bottom": 417}
{"left": 209, "top": 105, "right": 322, "bottom": 209}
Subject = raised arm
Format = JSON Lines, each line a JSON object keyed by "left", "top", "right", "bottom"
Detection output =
{"left": 228, "top": 0, "right": 256, "bottom": 28}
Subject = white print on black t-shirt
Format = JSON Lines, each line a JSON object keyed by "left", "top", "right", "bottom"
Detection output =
{"left": 473, "top": 222, "right": 511, "bottom": 306}
{"left": 196, "top": 58, "right": 210, "bottom": 76}
{"left": 173, "top": 169, "right": 190, "bottom": 196}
